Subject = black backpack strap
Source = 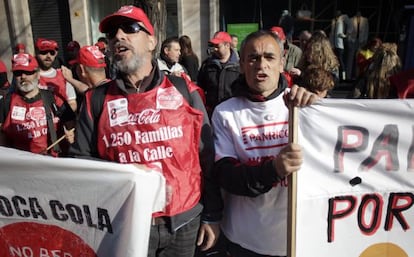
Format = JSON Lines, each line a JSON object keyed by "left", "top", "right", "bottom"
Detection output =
{"left": 91, "top": 82, "right": 110, "bottom": 122}
{"left": 166, "top": 75, "right": 193, "bottom": 106}
{"left": 39, "top": 90, "right": 61, "bottom": 154}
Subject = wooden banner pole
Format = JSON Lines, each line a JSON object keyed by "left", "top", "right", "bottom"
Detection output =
{"left": 41, "top": 128, "right": 75, "bottom": 154}
{"left": 287, "top": 102, "right": 298, "bottom": 257}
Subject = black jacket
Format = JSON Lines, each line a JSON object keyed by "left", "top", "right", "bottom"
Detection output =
{"left": 180, "top": 54, "right": 199, "bottom": 82}
{"left": 197, "top": 49, "right": 240, "bottom": 115}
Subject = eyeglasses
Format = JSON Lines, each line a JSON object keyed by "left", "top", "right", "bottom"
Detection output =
{"left": 13, "top": 70, "right": 37, "bottom": 77}
{"left": 106, "top": 22, "right": 151, "bottom": 39}
{"left": 208, "top": 43, "right": 219, "bottom": 49}
{"left": 39, "top": 50, "right": 56, "bottom": 56}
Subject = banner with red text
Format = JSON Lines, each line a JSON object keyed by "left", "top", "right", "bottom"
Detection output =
{"left": 296, "top": 99, "right": 414, "bottom": 257}
{"left": 0, "top": 147, "right": 166, "bottom": 257}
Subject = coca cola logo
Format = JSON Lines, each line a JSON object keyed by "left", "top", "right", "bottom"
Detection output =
{"left": 28, "top": 107, "right": 46, "bottom": 121}
{"left": 127, "top": 109, "right": 160, "bottom": 125}
{"left": 156, "top": 88, "right": 183, "bottom": 110}
{"left": 158, "top": 94, "right": 182, "bottom": 101}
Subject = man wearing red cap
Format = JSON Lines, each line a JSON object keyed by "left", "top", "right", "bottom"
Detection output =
{"left": 35, "top": 38, "right": 78, "bottom": 112}
{"left": 197, "top": 31, "right": 240, "bottom": 117}
{"left": 0, "top": 53, "right": 76, "bottom": 156}
{"left": 63, "top": 45, "right": 110, "bottom": 94}
{"left": 69, "top": 5, "right": 221, "bottom": 257}
{"left": 270, "top": 26, "right": 302, "bottom": 78}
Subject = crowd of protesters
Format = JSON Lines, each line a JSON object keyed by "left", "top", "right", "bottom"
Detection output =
{"left": 0, "top": 4, "right": 412, "bottom": 257}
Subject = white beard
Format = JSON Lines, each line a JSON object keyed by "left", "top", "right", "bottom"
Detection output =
{"left": 17, "top": 78, "right": 38, "bottom": 93}
{"left": 114, "top": 52, "right": 147, "bottom": 74}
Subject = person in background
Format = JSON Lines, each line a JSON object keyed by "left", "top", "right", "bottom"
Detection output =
{"left": 35, "top": 38, "right": 77, "bottom": 112}
{"left": 69, "top": 5, "right": 222, "bottom": 257}
{"left": 0, "top": 60, "right": 10, "bottom": 99}
{"left": 355, "top": 37, "right": 382, "bottom": 78}
{"left": 157, "top": 36, "right": 188, "bottom": 77}
{"left": 230, "top": 34, "right": 240, "bottom": 59}
{"left": 95, "top": 37, "right": 112, "bottom": 79}
{"left": 270, "top": 26, "right": 302, "bottom": 74}
{"left": 330, "top": 10, "right": 349, "bottom": 81}
{"left": 346, "top": 11, "right": 369, "bottom": 80}
{"left": 0, "top": 53, "right": 76, "bottom": 156}
{"left": 353, "top": 44, "right": 401, "bottom": 98}
{"left": 197, "top": 31, "right": 240, "bottom": 117}
{"left": 179, "top": 35, "right": 200, "bottom": 82}
{"left": 298, "top": 30, "right": 312, "bottom": 51}
{"left": 278, "top": 10, "right": 294, "bottom": 42}
{"left": 65, "top": 40, "right": 81, "bottom": 68}
{"left": 62, "top": 45, "right": 109, "bottom": 95}
{"left": 75, "top": 45, "right": 109, "bottom": 90}
{"left": 96, "top": 37, "right": 109, "bottom": 55}
{"left": 296, "top": 31, "right": 340, "bottom": 86}
{"left": 300, "top": 65, "right": 335, "bottom": 98}
{"left": 14, "top": 43, "right": 26, "bottom": 54}
{"left": 211, "top": 30, "right": 318, "bottom": 257}
{"left": 62, "top": 41, "right": 83, "bottom": 102}
{"left": 270, "top": 26, "right": 302, "bottom": 86}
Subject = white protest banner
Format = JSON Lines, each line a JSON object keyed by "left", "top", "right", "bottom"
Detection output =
{"left": 296, "top": 99, "right": 414, "bottom": 257}
{"left": 0, "top": 147, "right": 166, "bottom": 257}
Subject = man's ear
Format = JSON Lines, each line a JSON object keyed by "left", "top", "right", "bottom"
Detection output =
{"left": 148, "top": 35, "right": 157, "bottom": 52}
{"left": 79, "top": 64, "right": 86, "bottom": 76}
{"left": 280, "top": 56, "right": 286, "bottom": 72}
{"left": 163, "top": 46, "right": 169, "bottom": 55}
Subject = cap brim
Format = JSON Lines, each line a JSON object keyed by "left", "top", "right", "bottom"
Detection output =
{"left": 12, "top": 67, "right": 37, "bottom": 72}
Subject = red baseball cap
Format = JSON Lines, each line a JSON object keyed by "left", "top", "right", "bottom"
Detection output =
{"left": 77, "top": 45, "right": 106, "bottom": 68}
{"left": 99, "top": 5, "right": 154, "bottom": 35}
{"left": 11, "top": 53, "right": 39, "bottom": 72}
{"left": 209, "top": 32, "right": 232, "bottom": 45}
{"left": 36, "top": 38, "right": 59, "bottom": 51}
{"left": 270, "top": 26, "right": 286, "bottom": 41}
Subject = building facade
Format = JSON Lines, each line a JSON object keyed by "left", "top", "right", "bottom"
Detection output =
{"left": 0, "top": 0, "right": 220, "bottom": 76}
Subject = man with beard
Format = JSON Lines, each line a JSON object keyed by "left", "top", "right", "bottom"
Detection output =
{"left": 35, "top": 38, "right": 77, "bottom": 112}
{"left": 197, "top": 31, "right": 240, "bottom": 117}
{"left": 69, "top": 5, "right": 222, "bottom": 257}
{"left": 0, "top": 53, "right": 76, "bottom": 156}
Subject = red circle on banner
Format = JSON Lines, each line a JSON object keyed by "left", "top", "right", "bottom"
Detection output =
{"left": 0, "top": 222, "right": 97, "bottom": 257}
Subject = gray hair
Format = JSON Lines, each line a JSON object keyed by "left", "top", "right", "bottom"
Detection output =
{"left": 239, "top": 30, "right": 284, "bottom": 61}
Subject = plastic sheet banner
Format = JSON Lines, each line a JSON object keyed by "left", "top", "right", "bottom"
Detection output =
{"left": 0, "top": 147, "right": 166, "bottom": 257}
{"left": 296, "top": 99, "right": 414, "bottom": 257}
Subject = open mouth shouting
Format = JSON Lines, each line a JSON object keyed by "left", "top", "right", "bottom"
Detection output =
{"left": 256, "top": 72, "right": 268, "bottom": 82}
